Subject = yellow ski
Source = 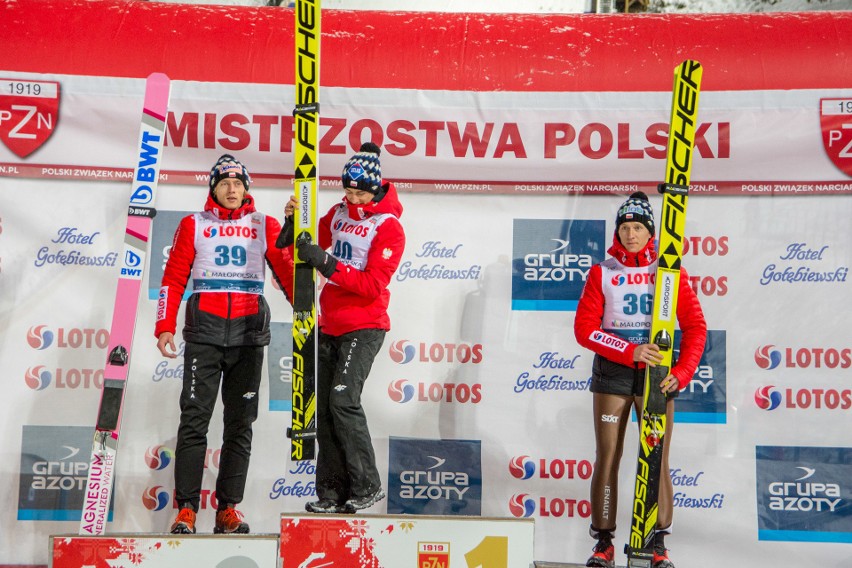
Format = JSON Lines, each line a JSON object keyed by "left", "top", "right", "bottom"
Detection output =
{"left": 627, "top": 59, "right": 702, "bottom": 568}
{"left": 289, "top": 0, "right": 321, "bottom": 461}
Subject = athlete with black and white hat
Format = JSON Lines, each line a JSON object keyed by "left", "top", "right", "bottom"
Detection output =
{"left": 573, "top": 191, "right": 707, "bottom": 568}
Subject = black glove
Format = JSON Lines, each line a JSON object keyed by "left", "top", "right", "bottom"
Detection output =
{"left": 275, "top": 215, "right": 294, "bottom": 248}
{"left": 297, "top": 243, "right": 338, "bottom": 278}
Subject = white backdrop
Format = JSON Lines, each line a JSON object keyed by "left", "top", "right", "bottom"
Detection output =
{"left": 1, "top": 69, "right": 851, "bottom": 567}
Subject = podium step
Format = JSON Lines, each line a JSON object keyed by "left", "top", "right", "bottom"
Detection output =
{"left": 280, "top": 513, "right": 535, "bottom": 568}
{"left": 49, "top": 533, "right": 279, "bottom": 568}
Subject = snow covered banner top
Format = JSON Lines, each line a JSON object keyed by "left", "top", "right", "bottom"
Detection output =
{"left": 2, "top": 2, "right": 851, "bottom": 194}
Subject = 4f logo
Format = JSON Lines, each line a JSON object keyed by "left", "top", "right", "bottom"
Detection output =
{"left": 820, "top": 98, "right": 852, "bottom": 178}
{"left": 0, "top": 79, "right": 60, "bottom": 158}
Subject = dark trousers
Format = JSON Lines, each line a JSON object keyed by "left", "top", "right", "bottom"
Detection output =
{"left": 315, "top": 328, "right": 385, "bottom": 503}
{"left": 174, "top": 341, "right": 263, "bottom": 511}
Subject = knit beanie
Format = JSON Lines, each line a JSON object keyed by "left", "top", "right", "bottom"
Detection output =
{"left": 209, "top": 154, "right": 251, "bottom": 193}
{"left": 341, "top": 142, "right": 382, "bottom": 194}
{"left": 615, "top": 191, "right": 655, "bottom": 235}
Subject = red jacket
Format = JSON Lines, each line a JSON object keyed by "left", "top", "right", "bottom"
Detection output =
{"left": 574, "top": 236, "right": 707, "bottom": 389}
{"left": 282, "top": 182, "right": 405, "bottom": 337}
{"left": 155, "top": 193, "right": 291, "bottom": 346}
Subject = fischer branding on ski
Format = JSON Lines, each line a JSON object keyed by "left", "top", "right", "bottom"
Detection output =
{"left": 626, "top": 60, "right": 702, "bottom": 568}
{"left": 287, "top": 0, "right": 320, "bottom": 461}
{"left": 79, "top": 73, "right": 170, "bottom": 536}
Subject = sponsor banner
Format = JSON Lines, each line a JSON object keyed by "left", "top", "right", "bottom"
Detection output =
{"left": 675, "top": 329, "right": 727, "bottom": 424}
{"left": 756, "top": 446, "right": 852, "bottom": 543}
{"left": 148, "top": 210, "right": 193, "bottom": 300}
{"left": 387, "top": 437, "right": 482, "bottom": 516}
{"left": 1, "top": 72, "right": 852, "bottom": 192}
{"left": 279, "top": 513, "right": 534, "bottom": 568}
{"left": 18, "top": 425, "right": 109, "bottom": 522}
{"left": 51, "top": 535, "right": 278, "bottom": 568}
{"left": 267, "top": 321, "right": 293, "bottom": 411}
{"left": 511, "top": 219, "right": 605, "bottom": 311}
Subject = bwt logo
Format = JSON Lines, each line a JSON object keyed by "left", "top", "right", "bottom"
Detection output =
{"left": 509, "top": 456, "right": 594, "bottom": 480}
{"left": 24, "top": 366, "right": 103, "bottom": 390}
{"left": 202, "top": 225, "right": 258, "bottom": 239}
{"left": 508, "top": 493, "right": 592, "bottom": 519}
{"left": 142, "top": 486, "right": 171, "bottom": 511}
{"left": 755, "top": 344, "right": 852, "bottom": 370}
{"left": 26, "top": 325, "right": 110, "bottom": 350}
{"left": 754, "top": 385, "right": 852, "bottom": 411}
{"left": 144, "top": 445, "right": 174, "bottom": 470}
{"left": 755, "top": 386, "right": 783, "bottom": 411}
{"left": 387, "top": 379, "right": 482, "bottom": 404}
{"left": 389, "top": 340, "right": 483, "bottom": 364}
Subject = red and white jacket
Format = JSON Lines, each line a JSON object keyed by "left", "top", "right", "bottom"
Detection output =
{"left": 282, "top": 182, "right": 405, "bottom": 337}
{"left": 574, "top": 235, "right": 707, "bottom": 390}
{"left": 155, "top": 193, "right": 291, "bottom": 347}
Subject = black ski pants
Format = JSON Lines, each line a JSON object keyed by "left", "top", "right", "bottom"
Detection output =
{"left": 315, "top": 328, "right": 385, "bottom": 503}
{"left": 174, "top": 341, "right": 263, "bottom": 511}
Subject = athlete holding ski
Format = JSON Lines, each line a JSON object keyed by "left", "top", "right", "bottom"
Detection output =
{"left": 155, "top": 154, "right": 292, "bottom": 534}
{"left": 278, "top": 142, "right": 405, "bottom": 514}
{"left": 573, "top": 191, "right": 707, "bottom": 568}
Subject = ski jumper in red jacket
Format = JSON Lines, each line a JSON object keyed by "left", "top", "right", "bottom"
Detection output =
{"left": 155, "top": 155, "right": 291, "bottom": 535}
{"left": 280, "top": 142, "right": 405, "bottom": 514}
{"left": 574, "top": 192, "right": 706, "bottom": 568}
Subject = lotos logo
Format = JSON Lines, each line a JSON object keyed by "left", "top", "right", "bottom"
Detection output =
{"left": 754, "top": 386, "right": 783, "bottom": 411}
{"left": 755, "top": 345, "right": 782, "bottom": 370}
{"left": 753, "top": 386, "right": 852, "bottom": 411}
{"left": 0, "top": 79, "right": 60, "bottom": 158}
{"left": 332, "top": 219, "right": 370, "bottom": 237}
{"left": 27, "top": 325, "right": 54, "bottom": 349}
{"left": 389, "top": 340, "right": 416, "bottom": 364}
{"left": 389, "top": 340, "right": 484, "bottom": 364}
{"left": 202, "top": 225, "right": 258, "bottom": 239}
{"left": 24, "top": 367, "right": 103, "bottom": 389}
{"left": 25, "top": 325, "right": 109, "bottom": 350}
{"left": 388, "top": 380, "right": 482, "bottom": 404}
{"left": 144, "top": 445, "right": 174, "bottom": 470}
{"left": 509, "top": 456, "right": 536, "bottom": 480}
{"left": 610, "top": 273, "right": 654, "bottom": 286}
{"left": 25, "top": 366, "right": 52, "bottom": 390}
{"left": 142, "top": 486, "right": 171, "bottom": 511}
{"left": 388, "top": 379, "right": 415, "bottom": 403}
{"left": 508, "top": 493, "right": 536, "bottom": 518}
{"left": 755, "top": 344, "right": 852, "bottom": 370}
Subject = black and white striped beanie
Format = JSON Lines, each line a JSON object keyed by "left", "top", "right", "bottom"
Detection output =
{"left": 209, "top": 154, "right": 251, "bottom": 193}
{"left": 341, "top": 142, "right": 382, "bottom": 194}
{"left": 616, "top": 191, "right": 655, "bottom": 234}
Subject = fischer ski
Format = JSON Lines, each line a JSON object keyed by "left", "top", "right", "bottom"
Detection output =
{"left": 79, "top": 73, "right": 170, "bottom": 535}
{"left": 625, "top": 60, "right": 702, "bottom": 568}
{"left": 287, "top": 0, "right": 321, "bottom": 461}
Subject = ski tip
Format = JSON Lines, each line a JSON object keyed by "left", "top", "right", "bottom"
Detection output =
{"left": 144, "top": 73, "right": 172, "bottom": 116}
